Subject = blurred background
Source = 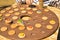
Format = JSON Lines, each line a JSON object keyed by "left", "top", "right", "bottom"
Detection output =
{"left": 0, "top": 0, "right": 60, "bottom": 10}
{"left": 0, "top": 0, "right": 16, "bottom": 10}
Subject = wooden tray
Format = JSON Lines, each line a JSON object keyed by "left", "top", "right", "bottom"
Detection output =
{"left": 1, "top": 2, "right": 58, "bottom": 40}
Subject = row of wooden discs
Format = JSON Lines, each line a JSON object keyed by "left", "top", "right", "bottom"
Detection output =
{"left": 0, "top": 19, "right": 56, "bottom": 38}
{"left": 0, "top": 8, "right": 56, "bottom": 32}
{"left": 0, "top": 4, "right": 49, "bottom": 14}
{"left": 0, "top": 8, "right": 49, "bottom": 22}
{"left": 0, "top": 4, "right": 49, "bottom": 22}
{"left": 0, "top": 5, "right": 55, "bottom": 27}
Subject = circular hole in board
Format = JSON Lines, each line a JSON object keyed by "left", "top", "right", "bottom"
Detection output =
{"left": 29, "top": 5, "right": 36, "bottom": 8}
{"left": 20, "top": 15, "right": 31, "bottom": 21}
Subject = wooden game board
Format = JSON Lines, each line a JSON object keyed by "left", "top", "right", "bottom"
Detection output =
{"left": 0, "top": 2, "right": 59, "bottom": 40}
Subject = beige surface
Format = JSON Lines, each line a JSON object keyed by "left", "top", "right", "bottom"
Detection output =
{"left": 0, "top": 0, "right": 15, "bottom": 7}
{"left": 0, "top": 3, "right": 60, "bottom": 40}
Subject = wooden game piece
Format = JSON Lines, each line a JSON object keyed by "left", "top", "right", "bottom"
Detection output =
{"left": 14, "top": 8, "right": 19, "bottom": 11}
{"left": 42, "top": 16, "right": 48, "bottom": 20}
{"left": 18, "top": 25, "right": 25, "bottom": 30}
{"left": 28, "top": 11, "right": 33, "bottom": 14}
{"left": 6, "top": 7, "right": 11, "bottom": 10}
{"left": 12, "top": 3, "right": 17, "bottom": 6}
{"left": 22, "top": 16, "right": 31, "bottom": 21}
{"left": 0, "top": 26, "right": 7, "bottom": 32}
{"left": 8, "top": 30, "right": 15, "bottom": 35}
{"left": 5, "top": 18, "right": 12, "bottom": 24}
{"left": 26, "top": 7, "right": 31, "bottom": 10}
{"left": 49, "top": 20, "right": 56, "bottom": 24}
{"left": 5, "top": 13, "right": 11, "bottom": 17}
{"left": 27, "top": 26, "right": 33, "bottom": 31}
{"left": 12, "top": 16, "right": 18, "bottom": 20}
{"left": 35, "top": 23, "right": 41, "bottom": 28}
{"left": 37, "top": 10, "right": 42, "bottom": 14}
{"left": 46, "top": 25, "right": 53, "bottom": 30}
{"left": 11, "top": 23, "right": 18, "bottom": 29}
{"left": 14, "top": 12, "right": 20, "bottom": 15}
{"left": 20, "top": 7, "right": 25, "bottom": 10}
{"left": 12, "top": 5, "right": 17, "bottom": 8}
{"left": 21, "top": 10, "right": 26, "bottom": 13}
{"left": 0, "top": 10, "right": 5, "bottom": 13}
{"left": 9, "top": 10, "right": 14, "bottom": 13}
{"left": 18, "top": 32, "right": 25, "bottom": 38}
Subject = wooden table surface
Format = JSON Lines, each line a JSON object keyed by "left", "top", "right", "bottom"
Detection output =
{"left": 0, "top": 0, "right": 15, "bottom": 7}
{"left": 0, "top": 3, "right": 60, "bottom": 40}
